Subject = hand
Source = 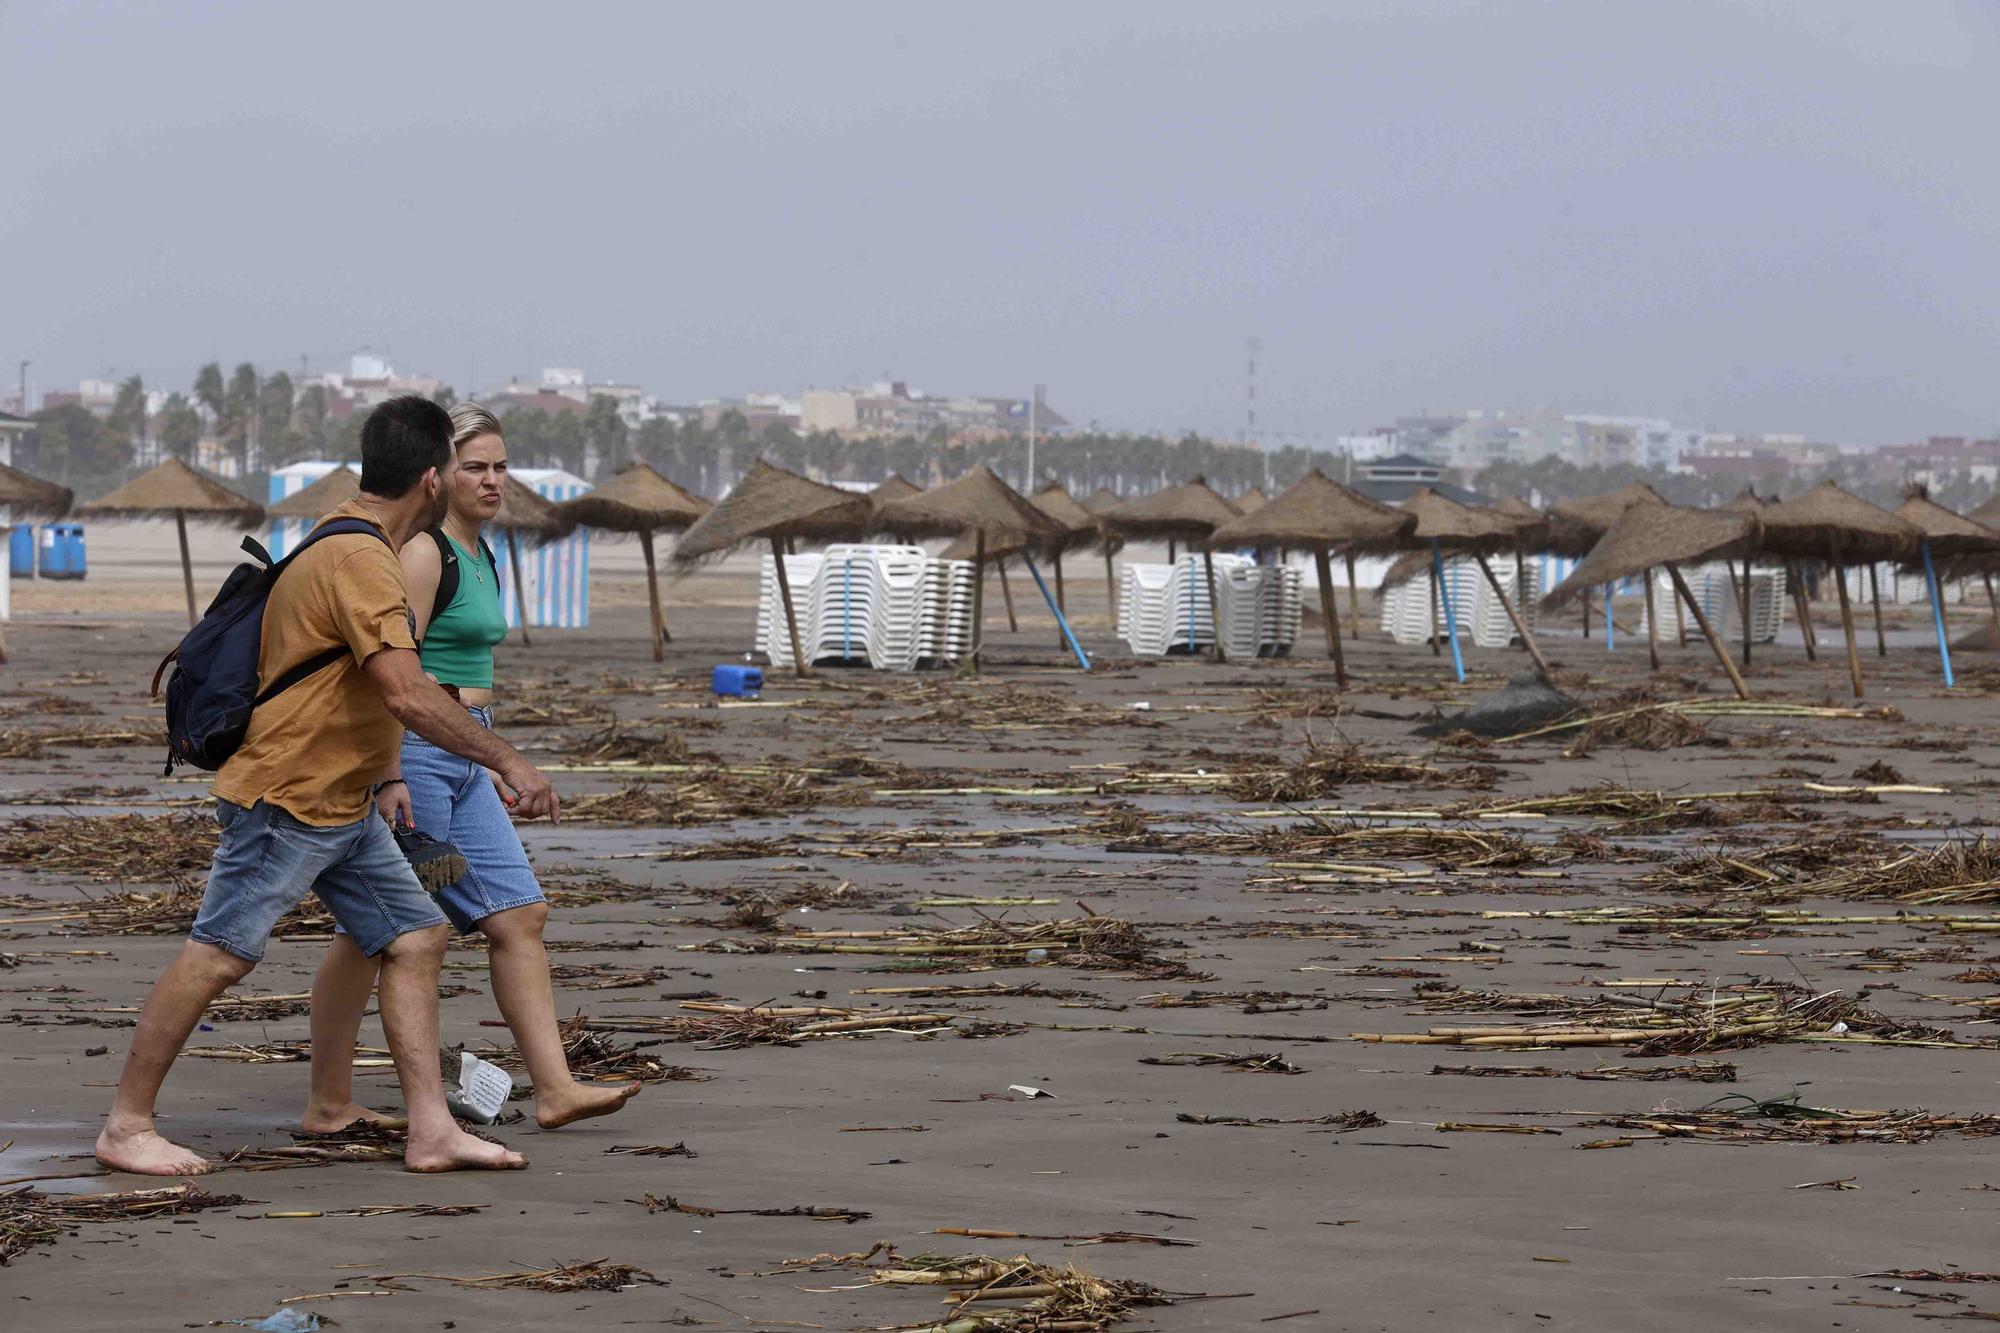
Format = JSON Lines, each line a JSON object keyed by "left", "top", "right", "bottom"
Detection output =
{"left": 374, "top": 781, "right": 412, "bottom": 827}
{"left": 499, "top": 760, "right": 559, "bottom": 824}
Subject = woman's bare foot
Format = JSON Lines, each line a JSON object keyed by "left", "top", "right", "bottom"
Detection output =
{"left": 301, "top": 1101, "right": 408, "bottom": 1135}
{"left": 95, "top": 1123, "right": 211, "bottom": 1176}
{"left": 404, "top": 1126, "right": 528, "bottom": 1173}
{"left": 535, "top": 1080, "right": 642, "bottom": 1129}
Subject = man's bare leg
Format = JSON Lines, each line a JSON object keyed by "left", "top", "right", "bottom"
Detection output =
{"left": 95, "top": 940, "right": 254, "bottom": 1175}
{"left": 484, "top": 903, "right": 640, "bottom": 1128}
{"left": 301, "top": 936, "right": 404, "bottom": 1133}
{"left": 375, "top": 924, "right": 526, "bottom": 1171}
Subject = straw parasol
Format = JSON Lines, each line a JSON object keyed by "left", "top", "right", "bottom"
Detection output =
{"left": 266, "top": 466, "right": 359, "bottom": 520}
{"left": 1101, "top": 477, "right": 1242, "bottom": 661}
{"left": 0, "top": 461, "right": 75, "bottom": 520}
{"left": 671, "top": 461, "right": 873, "bottom": 675}
{"left": 1543, "top": 504, "right": 1759, "bottom": 698}
{"left": 80, "top": 458, "right": 264, "bottom": 627}
{"left": 876, "top": 467, "right": 1081, "bottom": 669}
{"left": 1236, "top": 486, "right": 1268, "bottom": 514}
{"left": 1029, "top": 483, "right": 1106, "bottom": 644}
{"left": 1757, "top": 481, "right": 1920, "bottom": 697}
{"left": 1895, "top": 490, "right": 2000, "bottom": 688}
{"left": 1204, "top": 470, "right": 1413, "bottom": 686}
{"left": 868, "top": 474, "right": 921, "bottom": 510}
{"left": 554, "top": 463, "right": 710, "bottom": 661}
{"left": 1546, "top": 482, "right": 1667, "bottom": 557}
{"left": 1397, "top": 488, "right": 1554, "bottom": 682}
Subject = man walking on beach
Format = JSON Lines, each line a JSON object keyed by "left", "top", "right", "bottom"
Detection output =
{"left": 96, "top": 395, "right": 559, "bottom": 1176}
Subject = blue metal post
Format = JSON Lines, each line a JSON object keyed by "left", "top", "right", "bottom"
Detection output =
{"left": 1430, "top": 541, "right": 1465, "bottom": 682}
{"left": 1922, "top": 538, "right": 1954, "bottom": 689}
{"left": 1604, "top": 584, "right": 1615, "bottom": 651}
{"left": 1024, "top": 553, "right": 1092, "bottom": 671}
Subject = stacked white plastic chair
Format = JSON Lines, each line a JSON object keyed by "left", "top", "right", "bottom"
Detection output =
{"left": 1119, "top": 553, "right": 1284, "bottom": 655}
{"left": 1212, "top": 560, "right": 1304, "bottom": 658}
{"left": 1379, "top": 556, "right": 1483, "bottom": 646}
{"left": 1468, "top": 559, "right": 1539, "bottom": 649}
{"left": 756, "top": 546, "right": 974, "bottom": 670}
{"left": 1635, "top": 564, "right": 1787, "bottom": 645}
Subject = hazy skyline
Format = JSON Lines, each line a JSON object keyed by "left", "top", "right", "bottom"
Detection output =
{"left": 5, "top": 1, "right": 1997, "bottom": 446}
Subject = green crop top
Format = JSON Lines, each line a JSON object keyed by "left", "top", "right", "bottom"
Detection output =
{"left": 418, "top": 532, "right": 508, "bottom": 689}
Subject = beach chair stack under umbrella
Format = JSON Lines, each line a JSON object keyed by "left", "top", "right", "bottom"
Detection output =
{"left": 1203, "top": 470, "right": 1412, "bottom": 688}
{"left": 1028, "top": 483, "right": 1103, "bottom": 647}
{"left": 79, "top": 458, "right": 264, "bottom": 628}
{"left": 1547, "top": 482, "right": 1666, "bottom": 650}
{"left": 1894, "top": 489, "right": 2000, "bottom": 688}
{"left": 670, "top": 461, "right": 873, "bottom": 677}
{"left": 553, "top": 463, "right": 709, "bottom": 661}
{"left": 1098, "top": 478, "right": 1242, "bottom": 662}
{"left": 1395, "top": 487, "right": 1545, "bottom": 683}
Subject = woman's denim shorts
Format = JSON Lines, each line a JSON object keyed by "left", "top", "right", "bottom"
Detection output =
{"left": 403, "top": 705, "right": 547, "bottom": 933}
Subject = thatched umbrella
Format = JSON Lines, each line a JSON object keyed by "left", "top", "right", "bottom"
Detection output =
{"left": 554, "top": 463, "right": 709, "bottom": 661}
{"left": 876, "top": 467, "right": 1083, "bottom": 671}
{"left": 1078, "top": 488, "right": 1124, "bottom": 614}
{"left": 0, "top": 461, "right": 75, "bottom": 520}
{"left": 1204, "top": 471, "right": 1412, "bottom": 687}
{"left": 486, "top": 476, "right": 572, "bottom": 648}
{"left": 1100, "top": 478, "right": 1242, "bottom": 661}
{"left": 1717, "top": 488, "right": 1809, "bottom": 662}
{"left": 1082, "top": 488, "right": 1123, "bottom": 515}
{"left": 1236, "top": 486, "right": 1269, "bottom": 514}
{"left": 267, "top": 465, "right": 360, "bottom": 520}
{"left": 867, "top": 475, "right": 922, "bottom": 541}
{"left": 1397, "top": 488, "right": 1552, "bottom": 683}
{"left": 1029, "top": 483, "right": 1101, "bottom": 643}
{"left": 80, "top": 458, "right": 263, "bottom": 627}
{"left": 1544, "top": 504, "right": 1759, "bottom": 699}
{"left": 1547, "top": 482, "right": 1666, "bottom": 645}
{"left": 671, "top": 461, "right": 872, "bottom": 676}
{"left": 1757, "top": 481, "right": 1920, "bottom": 698}
{"left": 1895, "top": 490, "right": 2000, "bottom": 688}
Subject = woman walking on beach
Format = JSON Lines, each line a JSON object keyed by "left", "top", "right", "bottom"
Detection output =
{"left": 302, "top": 403, "right": 640, "bottom": 1132}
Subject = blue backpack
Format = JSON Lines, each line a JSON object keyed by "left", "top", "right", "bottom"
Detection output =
{"left": 151, "top": 518, "right": 390, "bottom": 775}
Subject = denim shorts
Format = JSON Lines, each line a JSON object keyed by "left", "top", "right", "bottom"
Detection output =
{"left": 403, "top": 705, "right": 546, "bottom": 933}
{"left": 190, "top": 799, "right": 448, "bottom": 962}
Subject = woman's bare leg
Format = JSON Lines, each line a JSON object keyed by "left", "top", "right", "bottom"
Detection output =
{"left": 301, "top": 935, "right": 404, "bottom": 1133}
{"left": 483, "top": 902, "right": 639, "bottom": 1127}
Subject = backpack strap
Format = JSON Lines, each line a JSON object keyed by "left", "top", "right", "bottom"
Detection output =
{"left": 252, "top": 517, "right": 395, "bottom": 709}
{"left": 425, "top": 527, "right": 461, "bottom": 629}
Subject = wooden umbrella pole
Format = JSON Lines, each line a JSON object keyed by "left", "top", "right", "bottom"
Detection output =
{"left": 1513, "top": 549, "right": 1529, "bottom": 626}
{"left": 1985, "top": 572, "right": 2000, "bottom": 632}
{"left": 1052, "top": 550, "right": 1067, "bottom": 651}
{"left": 1785, "top": 560, "right": 1817, "bottom": 660}
{"left": 965, "top": 528, "right": 987, "bottom": 676}
{"left": 1641, "top": 566, "right": 1661, "bottom": 671}
{"left": 1345, "top": 549, "right": 1361, "bottom": 640}
{"left": 1202, "top": 546, "right": 1227, "bottom": 662}
{"left": 1735, "top": 559, "right": 1753, "bottom": 666}
{"left": 1667, "top": 562, "right": 1749, "bottom": 700}
{"left": 1476, "top": 555, "right": 1550, "bottom": 681}
{"left": 1313, "top": 547, "right": 1347, "bottom": 688}
{"left": 1866, "top": 562, "right": 1886, "bottom": 657}
{"left": 175, "top": 510, "right": 198, "bottom": 627}
{"left": 1582, "top": 585, "right": 1592, "bottom": 639}
{"left": 1428, "top": 564, "right": 1442, "bottom": 656}
{"left": 639, "top": 529, "right": 665, "bottom": 662}
{"left": 1670, "top": 572, "right": 1687, "bottom": 646}
{"left": 770, "top": 534, "right": 807, "bottom": 677}
{"left": 997, "top": 556, "right": 1019, "bottom": 633}
{"left": 1103, "top": 549, "right": 1118, "bottom": 625}
{"left": 1830, "top": 538, "right": 1863, "bottom": 699}
{"left": 507, "top": 530, "right": 534, "bottom": 647}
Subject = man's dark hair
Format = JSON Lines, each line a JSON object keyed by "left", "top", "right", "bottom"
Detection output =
{"left": 359, "top": 395, "right": 453, "bottom": 497}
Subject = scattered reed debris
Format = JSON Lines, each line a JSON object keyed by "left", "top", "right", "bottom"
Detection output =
{"left": 372, "top": 1258, "right": 661, "bottom": 1291}
{"left": 861, "top": 1251, "right": 1180, "bottom": 1331}
{"left": 1584, "top": 1092, "right": 2000, "bottom": 1144}
{"left": 1430, "top": 1062, "right": 1736, "bottom": 1082}
{"left": 695, "top": 912, "right": 1197, "bottom": 980}
{"left": 2, "top": 1184, "right": 246, "bottom": 1264}
{"left": 1221, "top": 741, "right": 1501, "bottom": 802}
{"left": 479, "top": 1015, "right": 710, "bottom": 1089}
{"left": 0, "top": 813, "right": 216, "bottom": 885}
{"left": 1648, "top": 835, "right": 2000, "bottom": 906}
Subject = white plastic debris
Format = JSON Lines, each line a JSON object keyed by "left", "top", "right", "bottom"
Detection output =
{"left": 1829, "top": 1021, "right": 1849, "bottom": 1035}
{"left": 445, "top": 1050, "right": 514, "bottom": 1124}
{"left": 1008, "top": 1084, "right": 1054, "bottom": 1099}
{"left": 1128, "top": 701, "right": 1152, "bottom": 711}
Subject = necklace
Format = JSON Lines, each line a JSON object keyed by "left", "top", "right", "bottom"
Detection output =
{"left": 446, "top": 520, "right": 487, "bottom": 584}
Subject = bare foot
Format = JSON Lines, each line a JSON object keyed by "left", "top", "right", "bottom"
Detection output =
{"left": 301, "top": 1102, "right": 408, "bottom": 1135}
{"left": 536, "top": 1080, "right": 642, "bottom": 1129}
{"left": 95, "top": 1124, "right": 212, "bottom": 1176}
{"left": 404, "top": 1127, "right": 528, "bottom": 1173}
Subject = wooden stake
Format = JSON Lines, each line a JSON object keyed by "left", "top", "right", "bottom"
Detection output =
{"left": 1345, "top": 550, "right": 1361, "bottom": 640}
{"left": 1103, "top": 549, "right": 1118, "bottom": 625}
{"left": 1641, "top": 566, "right": 1661, "bottom": 671}
{"left": 1736, "top": 559, "right": 1753, "bottom": 666}
{"left": 1202, "top": 547, "right": 1227, "bottom": 662}
{"left": 1671, "top": 573, "right": 1687, "bottom": 647}
{"left": 770, "top": 534, "right": 806, "bottom": 678}
{"left": 1428, "top": 564, "right": 1442, "bottom": 656}
{"left": 1786, "top": 559, "right": 1817, "bottom": 660}
{"left": 965, "top": 528, "right": 986, "bottom": 676}
{"left": 1867, "top": 562, "right": 1887, "bottom": 657}
{"left": 1830, "top": 538, "right": 1863, "bottom": 699}
{"left": 1985, "top": 571, "right": 2000, "bottom": 633}
{"left": 639, "top": 529, "right": 665, "bottom": 662}
{"left": 506, "top": 530, "right": 534, "bottom": 648}
{"left": 1476, "top": 555, "right": 1551, "bottom": 681}
{"left": 996, "top": 556, "right": 1019, "bottom": 632}
{"left": 1314, "top": 547, "right": 1347, "bottom": 688}
{"left": 1667, "top": 561, "right": 1750, "bottom": 700}
{"left": 176, "top": 509, "right": 197, "bottom": 627}
{"left": 1582, "top": 585, "right": 1592, "bottom": 639}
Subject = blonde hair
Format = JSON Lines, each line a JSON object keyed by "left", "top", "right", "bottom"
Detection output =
{"left": 449, "top": 401, "right": 503, "bottom": 449}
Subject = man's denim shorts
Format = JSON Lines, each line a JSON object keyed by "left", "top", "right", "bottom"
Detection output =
{"left": 402, "top": 704, "right": 547, "bottom": 934}
{"left": 190, "top": 799, "right": 448, "bottom": 962}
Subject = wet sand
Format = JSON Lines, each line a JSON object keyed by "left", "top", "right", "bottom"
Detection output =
{"left": 3, "top": 564, "right": 2000, "bottom": 1332}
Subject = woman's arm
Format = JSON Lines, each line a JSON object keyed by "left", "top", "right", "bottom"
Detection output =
{"left": 401, "top": 533, "right": 444, "bottom": 641}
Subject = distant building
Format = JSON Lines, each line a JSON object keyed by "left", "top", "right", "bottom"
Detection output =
{"left": 799, "top": 381, "right": 1067, "bottom": 441}
{"left": 1349, "top": 453, "right": 1489, "bottom": 505}
{"left": 1394, "top": 408, "right": 1705, "bottom": 474}
{"left": 1678, "top": 433, "right": 1843, "bottom": 482}
{"left": 701, "top": 392, "right": 802, "bottom": 436}
{"left": 1865, "top": 436, "right": 2000, "bottom": 491}
{"left": 481, "top": 368, "right": 662, "bottom": 431}
{"left": 302, "top": 354, "right": 445, "bottom": 422}
{"left": 0, "top": 411, "right": 30, "bottom": 467}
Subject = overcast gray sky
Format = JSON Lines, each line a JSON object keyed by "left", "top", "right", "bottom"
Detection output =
{"left": 4, "top": 0, "right": 1996, "bottom": 445}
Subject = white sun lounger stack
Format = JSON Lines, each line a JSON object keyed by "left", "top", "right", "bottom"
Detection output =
{"left": 1634, "top": 564, "right": 1787, "bottom": 645}
{"left": 1212, "top": 560, "right": 1304, "bottom": 658}
{"left": 1466, "top": 558, "right": 1540, "bottom": 649}
{"left": 1379, "top": 556, "right": 1483, "bottom": 647}
{"left": 1118, "top": 553, "right": 1262, "bottom": 655}
{"left": 756, "top": 546, "right": 975, "bottom": 670}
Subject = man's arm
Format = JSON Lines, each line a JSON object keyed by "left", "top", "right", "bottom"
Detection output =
{"left": 363, "top": 647, "right": 559, "bottom": 822}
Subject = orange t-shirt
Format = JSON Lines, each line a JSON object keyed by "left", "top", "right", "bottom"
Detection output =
{"left": 213, "top": 501, "right": 416, "bottom": 826}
